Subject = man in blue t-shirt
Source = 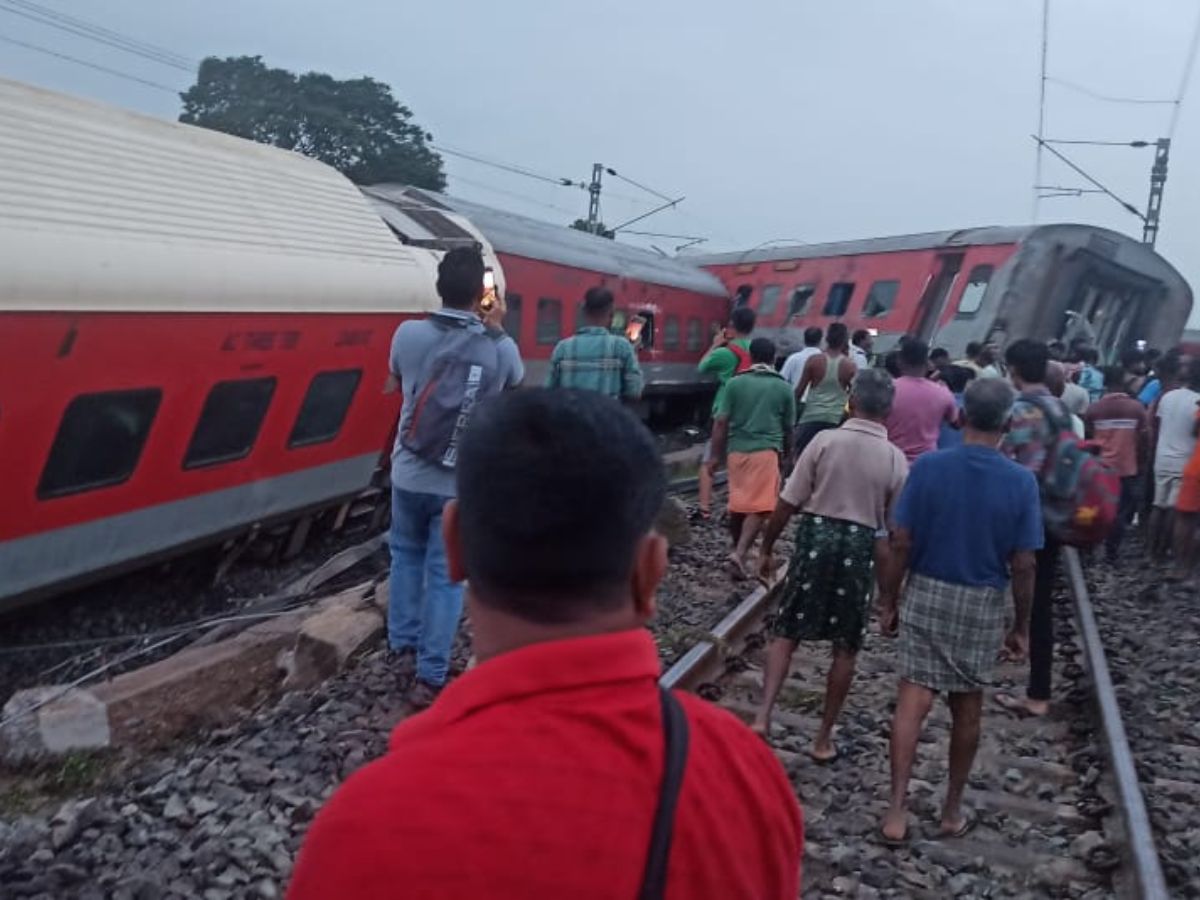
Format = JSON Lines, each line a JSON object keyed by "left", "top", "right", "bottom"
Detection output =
{"left": 878, "top": 378, "right": 1041, "bottom": 845}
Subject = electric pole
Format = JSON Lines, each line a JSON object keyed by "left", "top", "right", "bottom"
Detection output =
{"left": 586, "top": 163, "right": 604, "bottom": 234}
{"left": 1142, "top": 138, "right": 1170, "bottom": 247}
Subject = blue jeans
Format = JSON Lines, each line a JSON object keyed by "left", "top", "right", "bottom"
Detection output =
{"left": 388, "top": 487, "right": 464, "bottom": 686}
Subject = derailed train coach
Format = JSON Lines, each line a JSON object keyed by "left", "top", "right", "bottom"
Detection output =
{"left": 691, "top": 225, "right": 1193, "bottom": 360}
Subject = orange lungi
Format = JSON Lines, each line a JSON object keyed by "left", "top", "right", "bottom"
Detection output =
{"left": 727, "top": 449, "right": 780, "bottom": 515}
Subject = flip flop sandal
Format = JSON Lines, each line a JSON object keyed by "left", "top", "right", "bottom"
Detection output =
{"left": 807, "top": 747, "right": 840, "bottom": 765}
{"left": 876, "top": 826, "right": 909, "bottom": 848}
{"left": 993, "top": 692, "right": 1045, "bottom": 719}
{"left": 940, "top": 809, "right": 978, "bottom": 840}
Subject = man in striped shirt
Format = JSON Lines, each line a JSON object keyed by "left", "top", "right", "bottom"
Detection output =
{"left": 546, "top": 287, "right": 643, "bottom": 402}
{"left": 1083, "top": 366, "right": 1149, "bottom": 563}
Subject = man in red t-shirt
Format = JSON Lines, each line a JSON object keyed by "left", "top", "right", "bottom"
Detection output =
{"left": 1083, "top": 366, "right": 1149, "bottom": 563}
{"left": 288, "top": 389, "right": 803, "bottom": 900}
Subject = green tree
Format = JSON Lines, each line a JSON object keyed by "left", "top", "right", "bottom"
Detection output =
{"left": 570, "top": 218, "right": 615, "bottom": 239}
{"left": 179, "top": 56, "right": 445, "bottom": 189}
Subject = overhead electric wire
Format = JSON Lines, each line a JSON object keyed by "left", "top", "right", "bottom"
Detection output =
{"left": 1045, "top": 76, "right": 1175, "bottom": 106}
{"left": 1034, "top": 0, "right": 1049, "bottom": 221}
{"left": 0, "top": 0, "right": 196, "bottom": 71}
{"left": 1168, "top": 6, "right": 1200, "bottom": 138}
{"left": 0, "top": 34, "right": 180, "bottom": 93}
{"left": 448, "top": 172, "right": 581, "bottom": 217}
{"left": 432, "top": 144, "right": 582, "bottom": 188}
{"left": 606, "top": 168, "right": 675, "bottom": 203}
{"left": 1030, "top": 135, "right": 1145, "bottom": 220}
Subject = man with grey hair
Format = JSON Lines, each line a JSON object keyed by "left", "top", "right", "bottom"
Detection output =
{"left": 878, "top": 378, "right": 1042, "bottom": 844}
{"left": 752, "top": 368, "right": 908, "bottom": 752}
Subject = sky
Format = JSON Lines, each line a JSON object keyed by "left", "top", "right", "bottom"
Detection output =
{"left": 3, "top": 0, "right": 1199, "bottom": 328}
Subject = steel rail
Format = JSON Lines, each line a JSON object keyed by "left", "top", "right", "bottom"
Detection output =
{"left": 1063, "top": 547, "right": 1168, "bottom": 900}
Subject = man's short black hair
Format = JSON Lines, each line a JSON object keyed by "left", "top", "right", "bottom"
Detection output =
{"left": 1101, "top": 365, "right": 1126, "bottom": 391}
{"left": 803, "top": 326, "right": 823, "bottom": 347}
{"left": 1047, "top": 339, "right": 1066, "bottom": 361}
{"left": 1157, "top": 349, "right": 1184, "bottom": 379}
{"left": 437, "top": 246, "right": 485, "bottom": 309}
{"left": 1005, "top": 338, "right": 1049, "bottom": 384}
{"left": 1080, "top": 346, "right": 1099, "bottom": 365}
{"left": 456, "top": 389, "right": 666, "bottom": 623}
{"left": 730, "top": 306, "right": 756, "bottom": 335}
{"left": 851, "top": 329, "right": 870, "bottom": 347}
{"left": 940, "top": 364, "right": 976, "bottom": 394}
{"left": 897, "top": 335, "right": 929, "bottom": 370}
{"left": 583, "top": 286, "right": 614, "bottom": 315}
{"left": 883, "top": 350, "right": 902, "bottom": 378}
{"left": 930, "top": 347, "right": 950, "bottom": 366}
{"left": 749, "top": 336, "right": 775, "bottom": 364}
{"left": 1121, "top": 347, "right": 1146, "bottom": 369}
{"left": 965, "top": 341, "right": 982, "bottom": 359}
{"left": 1188, "top": 357, "right": 1200, "bottom": 392}
{"left": 826, "top": 321, "right": 849, "bottom": 350}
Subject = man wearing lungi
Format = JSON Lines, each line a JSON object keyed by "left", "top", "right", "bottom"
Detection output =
{"left": 752, "top": 369, "right": 907, "bottom": 755}
{"left": 878, "top": 378, "right": 1041, "bottom": 844}
{"left": 708, "top": 337, "right": 796, "bottom": 579}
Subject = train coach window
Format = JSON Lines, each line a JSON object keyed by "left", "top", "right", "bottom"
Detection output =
{"left": 788, "top": 284, "right": 816, "bottom": 318}
{"left": 184, "top": 377, "right": 276, "bottom": 469}
{"left": 664, "top": 316, "right": 681, "bottom": 350}
{"left": 822, "top": 282, "right": 856, "bottom": 317}
{"left": 536, "top": 297, "right": 562, "bottom": 344}
{"left": 862, "top": 280, "right": 900, "bottom": 318}
{"left": 503, "top": 293, "right": 522, "bottom": 340}
{"left": 686, "top": 317, "right": 703, "bottom": 351}
{"left": 289, "top": 369, "right": 362, "bottom": 448}
{"left": 956, "top": 265, "right": 994, "bottom": 318}
{"left": 38, "top": 388, "right": 162, "bottom": 499}
{"left": 758, "top": 284, "right": 782, "bottom": 317}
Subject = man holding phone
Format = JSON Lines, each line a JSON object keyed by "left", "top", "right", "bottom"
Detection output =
{"left": 385, "top": 247, "right": 524, "bottom": 708}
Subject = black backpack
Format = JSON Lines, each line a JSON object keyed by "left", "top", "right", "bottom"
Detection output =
{"left": 400, "top": 313, "right": 504, "bottom": 469}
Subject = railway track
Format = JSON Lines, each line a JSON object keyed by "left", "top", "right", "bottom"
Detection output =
{"left": 663, "top": 548, "right": 1168, "bottom": 899}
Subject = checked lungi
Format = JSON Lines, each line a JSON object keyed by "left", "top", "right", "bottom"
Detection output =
{"left": 898, "top": 572, "right": 1007, "bottom": 693}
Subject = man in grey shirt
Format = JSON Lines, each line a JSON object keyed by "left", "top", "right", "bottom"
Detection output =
{"left": 387, "top": 247, "right": 524, "bottom": 706}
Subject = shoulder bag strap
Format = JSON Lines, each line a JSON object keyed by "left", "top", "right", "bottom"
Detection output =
{"left": 638, "top": 687, "right": 690, "bottom": 900}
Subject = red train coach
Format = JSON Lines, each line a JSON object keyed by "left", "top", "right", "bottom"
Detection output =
{"left": 0, "top": 79, "right": 496, "bottom": 610}
{"left": 690, "top": 225, "right": 1192, "bottom": 361}
{"left": 363, "top": 186, "right": 731, "bottom": 401}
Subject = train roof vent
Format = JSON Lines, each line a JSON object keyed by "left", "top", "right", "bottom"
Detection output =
{"left": 361, "top": 187, "right": 479, "bottom": 251}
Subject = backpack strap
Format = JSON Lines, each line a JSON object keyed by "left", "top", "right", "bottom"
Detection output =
{"left": 638, "top": 688, "right": 690, "bottom": 900}
{"left": 728, "top": 342, "right": 752, "bottom": 372}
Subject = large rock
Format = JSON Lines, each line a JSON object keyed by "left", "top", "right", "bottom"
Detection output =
{"left": 655, "top": 496, "right": 692, "bottom": 548}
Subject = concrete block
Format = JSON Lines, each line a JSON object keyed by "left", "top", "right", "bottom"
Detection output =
{"left": 0, "top": 687, "right": 111, "bottom": 764}
{"left": 94, "top": 618, "right": 299, "bottom": 748}
{"left": 283, "top": 601, "right": 383, "bottom": 691}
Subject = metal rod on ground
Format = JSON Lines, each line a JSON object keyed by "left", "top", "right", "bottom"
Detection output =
{"left": 1063, "top": 547, "right": 1168, "bottom": 900}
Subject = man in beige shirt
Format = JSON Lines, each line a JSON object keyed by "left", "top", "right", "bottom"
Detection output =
{"left": 753, "top": 369, "right": 908, "bottom": 756}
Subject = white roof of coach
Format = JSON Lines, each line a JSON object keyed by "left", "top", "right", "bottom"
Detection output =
{"left": 390, "top": 188, "right": 728, "bottom": 297}
{"left": 0, "top": 79, "right": 439, "bottom": 313}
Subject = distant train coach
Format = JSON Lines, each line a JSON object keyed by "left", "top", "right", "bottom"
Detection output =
{"left": 690, "top": 226, "right": 1193, "bottom": 360}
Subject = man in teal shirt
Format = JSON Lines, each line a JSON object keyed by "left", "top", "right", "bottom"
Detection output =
{"left": 696, "top": 305, "right": 757, "bottom": 518}
{"left": 546, "top": 287, "right": 643, "bottom": 401}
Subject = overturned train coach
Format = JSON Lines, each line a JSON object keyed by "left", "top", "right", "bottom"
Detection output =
{"left": 0, "top": 79, "right": 728, "bottom": 610}
{"left": 690, "top": 225, "right": 1192, "bottom": 361}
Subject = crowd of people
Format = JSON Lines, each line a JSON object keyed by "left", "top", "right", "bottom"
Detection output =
{"left": 289, "top": 247, "right": 1200, "bottom": 896}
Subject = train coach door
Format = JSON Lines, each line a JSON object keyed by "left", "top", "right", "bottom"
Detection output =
{"left": 912, "top": 253, "right": 964, "bottom": 341}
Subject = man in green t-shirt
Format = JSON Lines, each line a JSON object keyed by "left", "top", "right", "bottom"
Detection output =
{"left": 707, "top": 337, "right": 796, "bottom": 577}
{"left": 696, "top": 305, "right": 756, "bottom": 519}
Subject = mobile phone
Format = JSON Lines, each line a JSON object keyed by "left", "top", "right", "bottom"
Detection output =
{"left": 480, "top": 268, "right": 497, "bottom": 313}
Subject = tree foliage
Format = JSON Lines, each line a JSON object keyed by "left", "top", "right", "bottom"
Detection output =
{"left": 179, "top": 56, "right": 445, "bottom": 189}
{"left": 570, "top": 218, "right": 615, "bottom": 239}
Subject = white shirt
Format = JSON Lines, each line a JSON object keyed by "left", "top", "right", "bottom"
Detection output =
{"left": 781, "top": 346, "right": 822, "bottom": 391}
{"left": 1061, "top": 382, "right": 1090, "bottom": 416}
{"left": 1154, "top": 387, "right": 1200, "bottom": 476}
{"left": 850, "top": 345, "right": 870, "bottom": 370}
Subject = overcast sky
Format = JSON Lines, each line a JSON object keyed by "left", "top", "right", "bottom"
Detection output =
{"left": 4, "top": 0, "right": 1198, "bottom": 327}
